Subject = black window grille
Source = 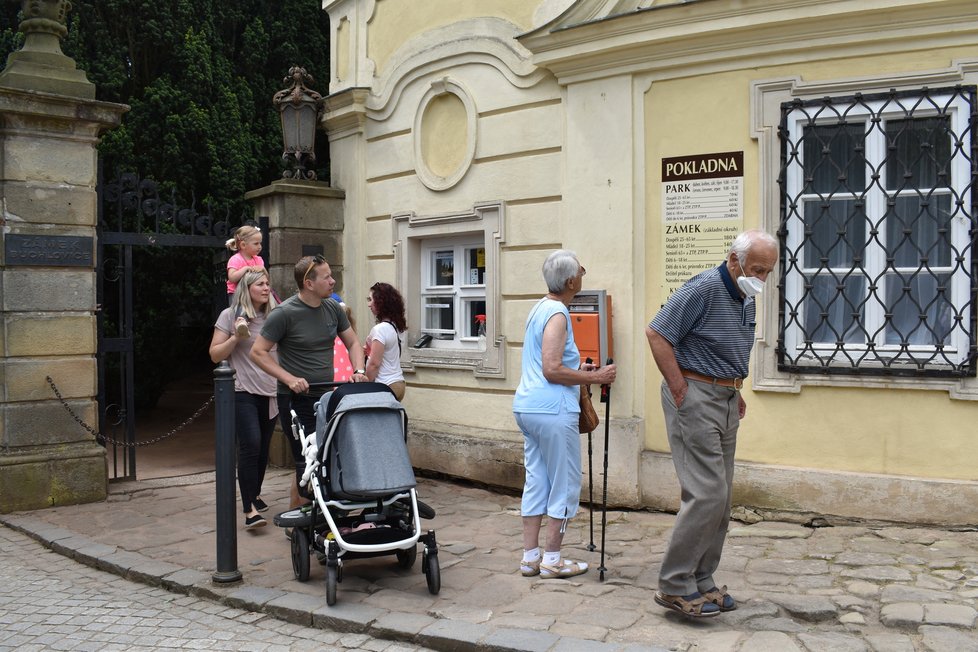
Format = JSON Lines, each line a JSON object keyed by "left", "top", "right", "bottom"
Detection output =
{"left": 777, "top": 86, "right": 978, "bottom": 377}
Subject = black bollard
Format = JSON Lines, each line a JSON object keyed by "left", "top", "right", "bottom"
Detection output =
{"left": 212, "top": 361, "right": 242, "bottom": 584}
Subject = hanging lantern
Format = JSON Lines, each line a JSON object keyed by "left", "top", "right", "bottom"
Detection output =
{"left": 272, "top": 66, "right": 324, "bottom": 180}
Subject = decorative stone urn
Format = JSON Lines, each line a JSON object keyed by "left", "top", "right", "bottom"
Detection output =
{"left": 21, "top": 0, "right": 72, "bottom": 37}
{"left": 0, "top": 0, "right": 94, "bottom": 98}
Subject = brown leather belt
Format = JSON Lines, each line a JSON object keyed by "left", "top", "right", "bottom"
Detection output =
{"left": 681, "top": 368, "right": 744, "bottom": 390}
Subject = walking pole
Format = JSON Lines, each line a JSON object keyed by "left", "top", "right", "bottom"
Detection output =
{"left": 585, "top": 358, "right": 596, "bottom": 552}
{"left": 598, "top": 357, "right": 613, "bottom": 581}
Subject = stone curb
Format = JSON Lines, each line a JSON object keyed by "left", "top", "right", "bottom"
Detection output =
{"left": 0, "top": 514, "right": 658, "bottom": 652}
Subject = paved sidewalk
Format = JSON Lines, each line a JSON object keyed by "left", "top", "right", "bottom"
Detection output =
{"left": 0, "top": 525, "right": 435, "bottom": 651}
{"left": 2, "top": 469, "right": 978, "bottom": 651}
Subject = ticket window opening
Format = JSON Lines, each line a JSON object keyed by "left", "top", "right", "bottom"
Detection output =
{"left": 568, "top": 290, "right": 613, "bottom": 365}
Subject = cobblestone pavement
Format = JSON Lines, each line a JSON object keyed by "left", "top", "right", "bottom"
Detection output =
{"left": 0, "top": 525, "right": 434, "bottom": 652}
{"left": 3, "top": 470, "right": 978, "bottom": 651}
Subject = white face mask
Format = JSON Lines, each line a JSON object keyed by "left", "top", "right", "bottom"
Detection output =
{"left": 737, "top": 258, "right": 765, "bottom": 298}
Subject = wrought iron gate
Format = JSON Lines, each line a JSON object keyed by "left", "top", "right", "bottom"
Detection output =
{"left": 96, "top": 172, "right": 260, "bottom": 480}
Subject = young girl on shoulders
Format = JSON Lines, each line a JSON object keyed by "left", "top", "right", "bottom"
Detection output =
{"left": 226, "top": 225, "right": 266, "bottom": 300}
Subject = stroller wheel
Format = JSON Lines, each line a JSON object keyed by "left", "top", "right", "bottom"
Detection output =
{"left": 291, "top": 528, "right": 310, "bottom": 582}
{"left": 396, "top": 544, "right": 418, "bottom": 569}
{"left": 424, "top": 550, "right": 440, "bottom": 595}
{"left": 326, "top": 563, "right": 338, "bottom": 606}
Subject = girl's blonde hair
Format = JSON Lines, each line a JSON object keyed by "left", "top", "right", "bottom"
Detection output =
{"left": 225, "top": 225, "right": 261, "bottom": 252}
{"left": 231, "top": 269, "right": 277, "bottom": 319}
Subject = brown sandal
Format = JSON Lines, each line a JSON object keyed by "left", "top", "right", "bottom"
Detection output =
{"left": 702, "top": 585, "right": 737, "bottom": 611}
{"left": 654, "top": 591, "right": 721, "bottom": 618}
{"left": 520, "top": 558, "right": 541, "bottom": 577}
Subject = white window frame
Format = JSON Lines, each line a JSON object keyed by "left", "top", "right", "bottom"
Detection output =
{"left": 392, "top": 201, "right": 505, "bottom": 378}
{"left": 420, "top": 238, "right": 487, "bottom": 348}
{"left": 750, "top": 61, "right": 978, "bottom": 399}
{"left": 781, "top": 91, "right": 973, "bottom": 368}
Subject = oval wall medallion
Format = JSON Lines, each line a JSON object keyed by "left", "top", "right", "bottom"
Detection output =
{"left": 414, "top": 78, "right": 477, "bottom": 191}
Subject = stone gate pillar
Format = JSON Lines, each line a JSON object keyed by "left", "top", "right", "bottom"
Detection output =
{"left": 244, "top": 180, "right": 346, "bottom": 299}
{"left": 0, "top": 1, "right": 127, "bottom": 512}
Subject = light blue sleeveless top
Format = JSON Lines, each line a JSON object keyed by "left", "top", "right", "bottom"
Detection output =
{"left": 513, "top": 298, "right": 580, "bottom": 415}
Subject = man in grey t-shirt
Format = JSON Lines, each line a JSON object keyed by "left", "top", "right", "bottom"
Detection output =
{"left": 252, "top": 255, "right": 368, "bottom": 508}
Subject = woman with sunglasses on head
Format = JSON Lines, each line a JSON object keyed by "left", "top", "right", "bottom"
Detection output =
{"left": 209, "top": 269, "right": 279, "bottom": 529}
{"left": 364, "top": 282, "right": 407, "bottom": 401}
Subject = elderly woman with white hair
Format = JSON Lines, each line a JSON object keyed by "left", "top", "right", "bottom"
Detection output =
{"left": 513, "top": 250, "right": 617, "bottom": 579}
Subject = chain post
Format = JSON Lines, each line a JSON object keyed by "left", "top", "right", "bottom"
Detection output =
{"left": 212, "top": 361, "right": 241, "bottom": 583}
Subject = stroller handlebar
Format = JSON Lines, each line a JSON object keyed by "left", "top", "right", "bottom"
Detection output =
{"left": 291, "top": 381, "right": 349, "bottom": 397}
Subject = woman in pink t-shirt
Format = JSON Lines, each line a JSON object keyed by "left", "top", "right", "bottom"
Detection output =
{"left": 332, "top": 301, "right": 355, "bottom": 382}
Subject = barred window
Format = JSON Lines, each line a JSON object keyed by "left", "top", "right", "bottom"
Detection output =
{"left": 778, "top": 86, "right": 978, "bottom": 376}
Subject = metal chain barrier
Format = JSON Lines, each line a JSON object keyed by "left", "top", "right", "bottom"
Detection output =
{"left": 46, "top": 375, "right": 214, "bottom": 448}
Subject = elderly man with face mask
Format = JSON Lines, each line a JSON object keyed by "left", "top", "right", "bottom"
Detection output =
{"left": 645, "top": 229, "right": 778, "bottom": 619}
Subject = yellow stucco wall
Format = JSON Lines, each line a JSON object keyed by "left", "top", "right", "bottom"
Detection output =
{"left": 367, "top": 0, "right": 536, "bottom": 76}
{"left": 644, "top": 45, "right": 978, "bottom": 482}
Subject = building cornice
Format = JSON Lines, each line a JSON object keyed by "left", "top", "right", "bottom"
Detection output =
{"left": 323, "top": 87, "right": 371, "bottom": 139}
{"left": 519, "top": 0, "right": 978, "bottom": 84}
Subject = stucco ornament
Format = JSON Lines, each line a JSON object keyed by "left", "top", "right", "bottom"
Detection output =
{"left": 413, "top": 78, "right": 477, "bottom": 192}
{"left": 20, "top": 0, "right": 71, "bottom": 39}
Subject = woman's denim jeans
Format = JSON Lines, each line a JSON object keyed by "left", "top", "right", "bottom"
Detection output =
{"left": 235, "top": 392, "right": 275, "bottom": 513}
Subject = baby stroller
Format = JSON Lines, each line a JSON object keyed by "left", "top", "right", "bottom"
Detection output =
{"left": 273, "top": 382, "right": 439, "bottom": 606}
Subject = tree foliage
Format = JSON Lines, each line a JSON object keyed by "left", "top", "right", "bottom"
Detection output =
{"left": 90, "top": 0, "right": 326, "bottom": 207}
{"left": 0, "top": 1, "right": 331, "bottom": 408}
{"left": 0, "top": 0, "right": 331, "bottom": 218}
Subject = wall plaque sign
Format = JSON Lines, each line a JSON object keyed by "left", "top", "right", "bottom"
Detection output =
{"left": 4, "top": 234, "right": 93, "bottom": 267}
{"left": 660, "top": 151, "right": 744, "bottom": 295}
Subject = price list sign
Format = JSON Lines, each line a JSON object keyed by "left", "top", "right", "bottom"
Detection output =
{"left": 660, "top": 151, "right": 744, "bottom": 295}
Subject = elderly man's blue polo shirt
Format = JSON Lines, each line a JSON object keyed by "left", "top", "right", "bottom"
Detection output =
{"left": 649, "top": 263, "right": 756, "bottom": 379}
